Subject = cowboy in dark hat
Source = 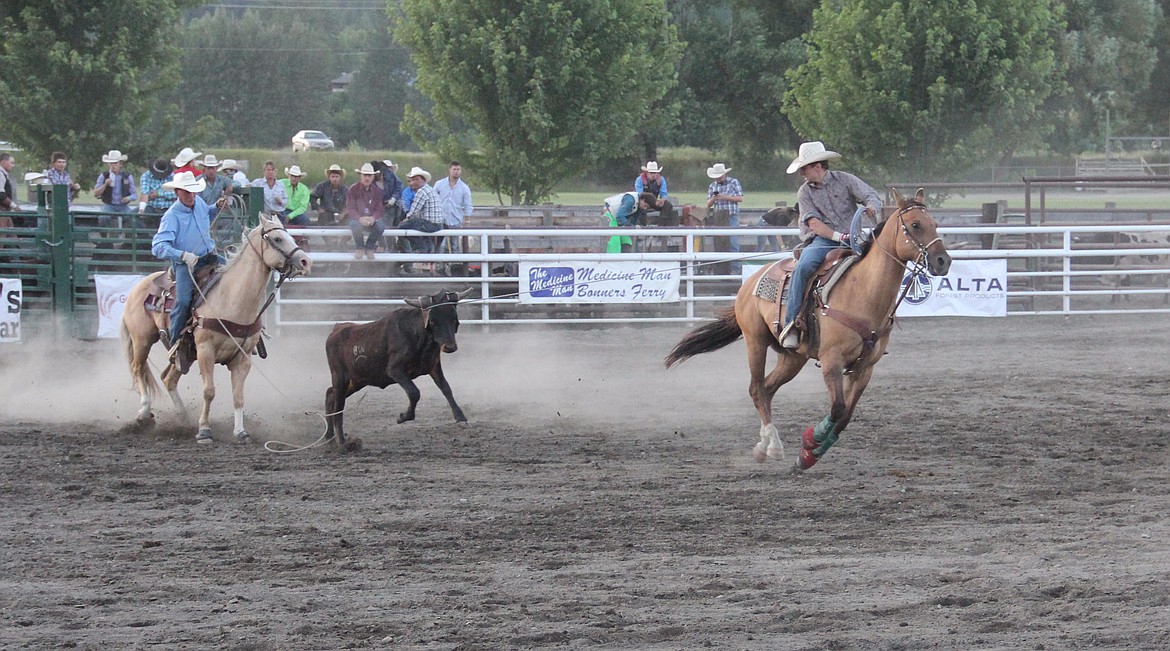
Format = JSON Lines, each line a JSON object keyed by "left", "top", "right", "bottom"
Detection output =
{"left": 139, "top": 158, "right": 176, "bottom": 218}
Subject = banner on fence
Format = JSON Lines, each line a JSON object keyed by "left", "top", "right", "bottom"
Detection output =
{"left": 740, "top": 259, "right": 1006, "bottom": 317}
{"left": 519, "top": 261, "right": 679, "bottom": 303}
{"left": 897, "top": 259, "right": 1007, "bottom": 317}
{"left": 1, "top": 278, "right": 21, "bottom": 342}
{"left": 95, "top": 274, "right": 146, "bottom": 338}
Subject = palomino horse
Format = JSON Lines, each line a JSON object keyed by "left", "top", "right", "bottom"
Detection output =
{"left": 665, "top": 188, "right": 951, "bottom": 471}
{"left": 120, "top": 213, "right": 312, "bottom": 443}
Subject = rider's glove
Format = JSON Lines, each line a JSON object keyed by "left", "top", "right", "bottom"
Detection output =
{"left": 181, "top": 251, "right": 199, "bottom": 272}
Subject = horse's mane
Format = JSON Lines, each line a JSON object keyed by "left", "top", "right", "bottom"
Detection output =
{"left": 215, "top": 223, "right": 260, "bottom": 273}
{"left": 856, "top": 200, "right": 927, "bottom": 258}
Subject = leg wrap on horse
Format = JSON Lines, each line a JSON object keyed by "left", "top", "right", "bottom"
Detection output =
{"left": 811, "top": 415, "right": 840, "bottom": 456}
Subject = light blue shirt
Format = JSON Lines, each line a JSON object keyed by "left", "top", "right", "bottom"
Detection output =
{"left": 433, "top": 177, "right": 473, "bottom": 227}
{"left": 152, "top": 196, "right": 216, "bottom": 262}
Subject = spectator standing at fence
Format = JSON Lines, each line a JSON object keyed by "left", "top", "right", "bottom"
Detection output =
{"left": 197, "top": 155, "right": 232, "bottom": 219}
{"left": 433, "top": 160, "right": 473, "bottom": 274}
{"left": 139, "top": 158, "right": 175, "bottom": 222}
{"left": 397, "top": 167, "right": 442, "bottom": 274}
{"left": 779, "top": 141, "right": 882, "bottom": 350}
{"left": 280, "top": 165, "right": 311, "bottom": 226}
{"left": 377, "top": 159, "right": 405, "bottom": 226}
{"left": 705, "top": 163, "right": 743, "bottom": 274}
{"left": 346, "top": 162, "right": 385, "bottom": 260}
{"left": 0, "top": 153, "right": 24, "bottom": 227}
{"left": 43, "top": 152, "right": 81, "bottom": 203}
{"left": 220, "top": 159, "right": 248, "bottom": 189}
{"left": 93, "top": 149, "right": 141, "bottom": 230}
{"left": 249, "top": 160, "right": 287, "bottom": 216}
{"left": 634, "top": 160, "right": 675, "bottom": 226}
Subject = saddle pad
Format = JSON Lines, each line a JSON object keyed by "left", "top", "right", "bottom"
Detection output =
{"left": 752, "top": 260, "right": 787, "bottom": 302}
{"left": 819, "top": 255, "right": 860, "bottom": 303}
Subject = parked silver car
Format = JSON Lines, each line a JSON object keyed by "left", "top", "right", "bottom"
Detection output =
{"left": 291, "top": 130, "right": 334, "bottom": 152}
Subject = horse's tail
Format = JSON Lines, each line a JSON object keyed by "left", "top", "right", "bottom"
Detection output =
{"left": 122, "top": 318, "right": 160, "bottom": 400}
{"left": 664, "top": 306, "right": 742, "bottom": 368}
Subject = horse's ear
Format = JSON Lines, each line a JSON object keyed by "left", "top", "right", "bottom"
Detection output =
{"left": 891, "top": 187, "right": 906, "bottom": 207}
{"left": 915, "top": 187, "right": 926, "bottom": 205}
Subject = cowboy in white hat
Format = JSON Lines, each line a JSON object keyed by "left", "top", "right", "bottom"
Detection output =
{"left": 310, "top": 164, "right": 348, "bottom": 228}
{"left": 345, "top": 162, "right": 386, "bottom": 260}
{"left": 395, "top": 167, "right": 443, "bottom": 273}
{"left": 93, "top": 149, "right": 141, "bottom": 229}
{"left": 280, "top": 165, "right": 311, "bottom": 227}
{"left": 376, "top": 159, "right": 405, "bottom": 221}
{"left": 197, "top": 154, "right": 232, "bottom": 215}
{"left": 220, "top": 158, "right": 248, "bottom": 189}
{"left": 151, "top": 170, "right": 219, "bottom": 352}
{"left": 634, "top": 160, "right": 675, "bottom": 227}
{"left": 777, "top": 142, "right": 883, "bottom": 350}
{"left": 172, "top": 147, "right": 203, "bottom": 177}
{"left": 705, "top": 162, "right": 744, "bottom": 273}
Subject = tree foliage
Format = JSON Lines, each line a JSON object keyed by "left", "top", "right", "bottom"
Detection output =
{"left": 784, "top": 0, "right": 1065, "bottom": 180}
{"left": 396, "top": 0, "right": 683, "bottom": 204}
{"left": 0, "top": 0, "right": 199, "bottom": 181}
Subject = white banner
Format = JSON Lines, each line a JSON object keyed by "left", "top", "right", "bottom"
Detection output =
{"left": 1, "top": 278, "right": 21, "bottom": 342}
{"left": 95, "top": 274, "right": 147, "bottom": 338}
{"left": 897, "top": 259, "right": 1007, "bottom": 317}
{"left": 520, "top": 260, "right": 680, "bottom": 304}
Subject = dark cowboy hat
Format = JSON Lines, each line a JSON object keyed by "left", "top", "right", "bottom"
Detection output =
{"left": 149, "top": 158, "right": 173, "bottom": 180}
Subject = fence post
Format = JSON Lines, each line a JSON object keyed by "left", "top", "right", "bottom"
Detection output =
{"left": 245, "top": 186, "right": 263, "bottom": 227}
{"left": 48, "top": 184, "right": 73, "bottom": 316}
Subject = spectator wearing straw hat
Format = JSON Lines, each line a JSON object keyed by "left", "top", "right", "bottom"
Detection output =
{"left": 249, "top": 160, "right": 288, "bottom": 215}
{"left": 634, "top": 160, "right": 675, "bottom": 226}
{"left": 151, "top": 170, "right": 218, "bottom": 351}
{"left": 197, "top": 154, "right": 232, "bottom": 218}
{"left": 397, "top": 166, "right": 442, "bottom": 272}
{"left": 346, "top": 162, "right": 385, "bottom": 260}
{"left": 172, "top": 147, "right": 203, "bottom": 178}
{"left": 139, "top": 158, "right": 176, "bottom": 221}
{"left": 220, "top": 159, "right": 248, "bottom": 189}
{"left": 705, "top": 162, "right": 743, "bottom": 273}
{"left": 93, "top": 149, "right": 141, "bottom": 229}
{"left": 280, "top": 165, "right": 311, "bottom": 226}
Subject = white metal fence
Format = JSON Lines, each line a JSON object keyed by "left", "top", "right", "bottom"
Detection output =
{"left": 272, "top": 224, "right": 1170, "bottom": 327}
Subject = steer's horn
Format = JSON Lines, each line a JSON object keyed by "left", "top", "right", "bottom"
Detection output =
{"left": 404, "top": 297, "right": 423, "bottom": 308}
{"left": 456, "top": 287, "right": 473, "bottom": 300}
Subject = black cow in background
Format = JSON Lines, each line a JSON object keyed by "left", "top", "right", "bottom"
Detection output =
{"left": 324, "top": 287, "right": 473, "bottom": 451}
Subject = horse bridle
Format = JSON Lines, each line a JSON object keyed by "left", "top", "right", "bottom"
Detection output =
{"left": 875, "top": 202, "right": 942, "bottom": 276}
{"left": 257, "top": 224, "right": 306, "bottom": 277}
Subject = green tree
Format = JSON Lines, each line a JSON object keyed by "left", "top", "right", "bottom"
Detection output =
{"left": 784, "top": 0, "right": 1065, "bottom": 180}
{"left": 0, "top": 1, "right": 199, "bottom": 181}
{"left": 396, "top": 0, "right": 683, "bottom": 204}
{"left": 344, "top": 23, "right": 427, "bottom": 150}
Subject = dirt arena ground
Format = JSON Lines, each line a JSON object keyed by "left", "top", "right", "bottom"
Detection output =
{"left": 2, "top": 314, "right": 1168, "bottom": 649}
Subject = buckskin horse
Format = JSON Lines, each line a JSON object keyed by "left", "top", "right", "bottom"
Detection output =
{"left": 665, "top": 188, "right": 951, "bottom": 471}
{"left": 120, "top": 213, "right": 312, "bottom": 443}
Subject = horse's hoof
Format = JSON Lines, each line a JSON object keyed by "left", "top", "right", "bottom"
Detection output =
{"left": 766, "top": 443, "right": 785, "bottom": 460}
{"left": 135, "top": 412, "right": 155, "bottom": 424}
{"left": 456, "top": 420, "right": 470, "bottom": 429}
{"left": 801, "top": 426, "right": 817, "bottom": 450}
{"left": 343, "top": 438, "right": 363, "bottom": 452}
{"left": 195, "top": 428, "right": 213, "bottom": 444}
{"left": 796, "top": 448, "right": 819, "bottom": 471}
{"left": 752, "top": 441, "right": 769, "bottom": 463}
{"left": 235, "top": 431, "right": 252, "bottom": 445}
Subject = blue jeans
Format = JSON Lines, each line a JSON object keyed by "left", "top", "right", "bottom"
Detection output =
{"left": 784, "top": 236, "right": 837, "bottom": 327}
{"left": 169, "top": 253, "right": 221, "bottom": 345}
{"left": 98, "top": 203, "right": 144, "bottom": 229}
{"left": 351, "top": 218, "right": 386, "bottom": 250}
{"left": 279, "top": 211, "right": 311, "bottom": 227}
{"left": 398, "top": 218, "right": 440, "bottom": 253}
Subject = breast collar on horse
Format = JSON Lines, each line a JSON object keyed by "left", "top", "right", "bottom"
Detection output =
{"left": 192, "top": 223, "right": 304, "bottom": 346}
{"left": 817, "top": 202, "right": 941, "bottom": 366}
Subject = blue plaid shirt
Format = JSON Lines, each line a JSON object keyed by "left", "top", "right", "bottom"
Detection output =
{"left": 707, "top": 176, "right": 743, "bottom": 217}
{"left": 140, "top": 172, "right": 176, "bottom": 211}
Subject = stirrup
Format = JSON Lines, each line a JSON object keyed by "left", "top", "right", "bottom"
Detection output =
{"left": 779, "top": 322, "right": 800, "bottom": 349}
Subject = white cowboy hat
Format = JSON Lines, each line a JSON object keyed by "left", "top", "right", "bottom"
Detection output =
{"left": 786, "top": 141, "right": 841, "bottom": 174}
{"left": 641, "top": 160, "right": 664, "bottom": 173}
{"left": 24, "top": 171, "right": 46, "bottom": 182}
{"left": 162, "top": 170, "right": 207, "bottom": 193}
{"left": 706, "top": 163, "right": 733, "bottom": 179}
{"left": 406, "top": 166, "right": 431, "bottom": 183}
{"left": 172, "top": 147, "right": 202, "bottom": 167}
{"left": 285, "top": 165, "right": 304, "bottom": 177}
{"left": 356, "top": 163, "right": 377, "bottom": 175}
{"left": 200, "top": 154, "right": 222, "bottom": 168}
{"left": 325, "top": 163, "right": 345, "bottom": 176}
{"left": 101, "top": 149, "right": 128, "bottom": 164}
{"left": 381, "top": 159, "right": 398, "bottom": 171}
{"left": 219, "top": 158, "right": 239, "bottom": 171}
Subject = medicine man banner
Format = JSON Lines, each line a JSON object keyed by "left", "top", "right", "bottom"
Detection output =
{"left": 520, "top": 261, "right": 679, "bottom": 304}
{"left": 897, "top": 259, "right": 1006, "bottom": 317}
{"left": 1, "top": 278, "right": 21, "bottom": 342}
{"left": 95, "top": 274, "right": 147, "bottom": 338}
